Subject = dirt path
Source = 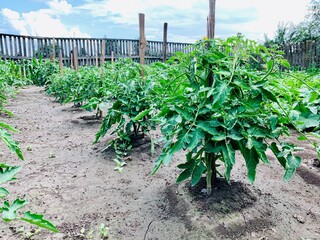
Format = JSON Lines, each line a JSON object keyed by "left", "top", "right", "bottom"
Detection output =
{"left": 0, "top": 86, "right": 319, "bottom": 240}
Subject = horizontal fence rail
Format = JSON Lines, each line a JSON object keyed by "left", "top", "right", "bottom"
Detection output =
{"left": 282, "top": 39, "right": 320, "bottom": 69}
{"left": 0, "top": 33, "right": 193, "bottom": 66}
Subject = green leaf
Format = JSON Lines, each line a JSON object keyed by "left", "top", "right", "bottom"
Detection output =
{"left": 267, "top": 60, "right": 273, "bottom": 71}
{"left": 270, "top": 142, "right": 286, "bottom": 168}
{"left": 0, "top": 122, "right": 18, "bottom": 132}
{"left": 152, "top": 152, "right": 173, "bottom": 174}
{"left": 252, "top": 139, "right": 269, "bottom": 164}
{"left": 239, "top": 141, "right": 259, "bottom": 183}
{"left": 191, "top": 162, "right": 206, "bottom": 186}
{"left": 283, "top": 155, "right": 301, "bottom": 181}
{"left": 21, "top": 211, "right": 59, "bottom": 233}
{"left": 297, "top": 135, "right": 308, "bottom": 141}
{"left": 221, "top": 143, "right": 235, "bottom": 182}
{"left": 0, "top": 165, "right": 21, "bottom": 185}
{"left": 174, "top": 106, "right": 193, "bottom": 121}
{"left": 2, "top": 199, "right": 28, "bottom": 222}
{"left": 0, "top": 188, "right": 9, "bottom": 198}
{"left": 177, "top": 168, "right": 193, "bottom": 183}
{"left": 261, "top": 89, "right": 278, "bottom": 103}
{"left": 295, "top": 115, "right": 319, "bottom": 130}
{"left": 187, "top": 128, "right": 205, "bottom": 150}
{"left": 170, "top": 131, "right": 191, "bottom": 154}
{"left": 212, "top": 81, "right": 230, "bottom": 109}
{"left": 132, "top": 109, "right": 151, "bottom": 121}
{"left": 197, "top": 121, "right": 220, "bottom": 136}
{"left": 0, "top": 129, "right": 24, "bottom": 160}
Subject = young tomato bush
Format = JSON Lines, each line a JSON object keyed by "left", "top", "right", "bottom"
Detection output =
{"left": 95, "top": 59, "right": 157, "bottom": 163}
{"left": 152, "top": 36, "right": 304, "bottom": 194}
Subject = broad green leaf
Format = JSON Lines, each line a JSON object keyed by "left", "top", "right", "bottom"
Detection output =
{"left": 252, "top": 139, "right": 269, "bottom": 164}
{"left": 191, "top": 162, "right": 206, "bottom": 186}
{"left": 261, "top": 89, "right": 278, "bottom": 103}
{"left": 227, "top": 132, "right": 243, "bottom": 141}
{"left": 152, "top": 152, "right": 173, "bottom": 174}
{"left": 0, "top": 122, "right": 18, "bottom": 132}
{"left": 269, "top": 142, "right": 286, "bottom": 168}
{"left": 221, "top": 143, "right": 235, "bottom": 182}
{"left": 177, "top": 167, "right": 193, "bottom": 183}
{"left": 0, "top": 129, "right": 24, "bottom": 160}
{"left": 187, "top": 128, "right": 205, "bottom": 150}
{"left": 239, "top": 141, "right": 259, "bottom": 183}
{"left": 170, "top": 131, "right": 191, "bottom": 154}
{"left": 0, "top": 188, "right": 9, "bottom": 198}
{"left": 0, "top": 165, "right": 21, "bottom": 184}
{"left": 173, "top": 106, "right": 193, "bottom": 121}
{"left": 266, "top": 60, "right": 273, "bottom": 71}
{"left": 297, "top": 135, "right": 308, "bottom": 141}
{"left": 283, "top": 155, "right": 301, "bottom": 181}
{"left": 295, "top": 115, "right": 319, "bottom": 130}
{"left": 212, "top": 81, "right": 230, "bottom": 109}
{"left": 197, "top": 121, "right": 220, "bottom": 136}
{"left": 132, "top": 109, "right": 151, "bottom": 121}
{"left": 2, "top": 199, "right": 28, "bottom": 222}
{"left": 21, "top": 211, "right": 59, "bottom": 233}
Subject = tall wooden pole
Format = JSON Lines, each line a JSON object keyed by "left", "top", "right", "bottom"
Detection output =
{"left": 73, "top": 47, "right": 79, "bottom": 71}
{"left": 206, "top": 0, "right": 216, "bottom": 195}
{"left": 163, "top": 22, "right": 168, "bottom": 62}
{"left": 59, "top": 50, "right": 63, "bottom": 74}
{"left": 208, "top": 0, "right": 216, "bottom": 39}
{"left": 139, "top": 13, "right": 147, "bottom": 78}
{"left": 101, "top": 39, "right": 105, "bottom": 68}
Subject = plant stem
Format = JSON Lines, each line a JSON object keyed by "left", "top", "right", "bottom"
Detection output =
{"left": 206, "top": 152, "right": 212, "bottom": 195}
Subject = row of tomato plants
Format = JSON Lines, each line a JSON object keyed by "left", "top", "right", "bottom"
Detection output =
{"left": 43, "top": 36, "right": 320, "bottom": 194}
{"left": 0, "top": 59, "right": 59, "bottom": 232}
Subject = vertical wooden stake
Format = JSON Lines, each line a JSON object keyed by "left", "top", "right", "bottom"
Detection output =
{"left": 208, "top": 0, "right": 216, "bottom": 39}
{"left": 73, "top": 47, "right": 79, "bottom": 71}
{"left": 59, "top": 50, "right": 63, "bottom": 74}
{"left": 139, "top": 13, "right": 147, "bottom": 79}
{"left": 111, "top": 51, "right": 114, "bottom": 64}
{"left": 52, "top": 38, "right": 55, "bottom": 61}
{"left": 70, "top": 50, "right": 74, "bottom": 69}
{"left": 163, "top": 22, "right": 168, "bottom": 62}
{"left": 95, "top": 51, "right": 98, "bottom": 67}
{"left": 101, "top": 39, "right": 105, "bottom": 68}
{"left": 206, "top": 0, "right": 216, "bottom": 194}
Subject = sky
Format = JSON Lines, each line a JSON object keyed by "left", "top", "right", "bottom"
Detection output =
{"left": 0, "top": 0, "right": 312, "bottom": 43}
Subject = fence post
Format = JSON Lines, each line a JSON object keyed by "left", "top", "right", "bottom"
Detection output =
{"left": 205, "top": 0, "right": 216, "bottom": 194}
{"left": 101, "top": 39, "right": 105, "bottom": 67}
{"left": 59, "top": 50, "right": 63, "bottom": 74}
{"left": 139, "top": 13, "right": 147, "bottom": 77}
{"left": 163, "top": 22, "right": 168, "bottom": 62}
{"left": 73, "top": 47, "right": 79, "bottom": 71}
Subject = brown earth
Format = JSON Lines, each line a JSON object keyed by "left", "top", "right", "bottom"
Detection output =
{"left": 0, "top": 86, "right": 319, "bottom": 240}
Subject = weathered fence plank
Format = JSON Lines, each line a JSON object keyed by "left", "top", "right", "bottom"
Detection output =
{"left": 0, "top": 33, "right": 192, "bottom": 66}
{"left": 283, "top": 40, "right": 320, "bottom": 69}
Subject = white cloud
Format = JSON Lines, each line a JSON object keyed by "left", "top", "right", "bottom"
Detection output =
{"left": 47, "top": 0, "right": 73, "bottom": 15}
{"left": 1, "top": 8, "right": 28, "bottom": 35}
{"left": 76, "top": 0, "right": 311, "bottom": 42}
{"left": 1, "top": 8, "right": 90, "bottom": 38}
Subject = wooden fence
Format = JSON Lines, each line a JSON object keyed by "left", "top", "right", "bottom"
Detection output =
{"left": 0, "top": 33, "right": 193, "bottom": 66}
{"left": 282, "top": 39, "right": 320, "bottom": 69}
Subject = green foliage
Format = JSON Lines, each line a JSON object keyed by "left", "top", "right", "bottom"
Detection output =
{"left": 152, "top": 36, "right": 307, "bottom": 194}
{"left": 25, "top": 55, "right": 59, "bottom": 86}
{"left": 95, "top": 60, "right": 157, "bottom": 161}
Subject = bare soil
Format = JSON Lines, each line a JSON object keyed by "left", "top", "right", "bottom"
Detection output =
{"left": 0, "top": 86, "right": 320, "bottom": 240}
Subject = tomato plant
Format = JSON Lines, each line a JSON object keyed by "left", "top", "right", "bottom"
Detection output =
{"left": 152, "top": 36, "right": 306, "bottom": 194}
